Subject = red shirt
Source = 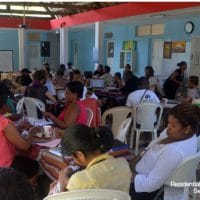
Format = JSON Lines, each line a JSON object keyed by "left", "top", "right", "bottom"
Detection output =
{"left": 0, "top": 115, "right": 15, "bottom": 167}
{"left": 58, "top": 100, "right": 87, "bottom": 125}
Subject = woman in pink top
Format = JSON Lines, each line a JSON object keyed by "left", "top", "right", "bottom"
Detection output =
{"left": 0, "top": 93, "right": 38, "bottom": 183}
{"left": 44, "top": 81, "right": 87, "bottom": 129}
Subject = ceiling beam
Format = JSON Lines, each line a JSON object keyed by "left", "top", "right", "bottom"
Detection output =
{"left": 0, "top": 2, "right": 109, "bottom": 10}
{"left": 0, "top": 9, "right": 50, "bottom": 15}
{"left": 45, "top": 6, "right": 55, "bottom": 19}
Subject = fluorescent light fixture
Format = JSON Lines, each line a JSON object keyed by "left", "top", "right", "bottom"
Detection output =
{"left": 0, "top": 13, "right": 51, "bottom": 18}
{"left": 150, "top": 14, "right": 166, "bottom": 18}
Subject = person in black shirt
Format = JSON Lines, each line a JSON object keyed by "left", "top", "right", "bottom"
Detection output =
{"left": 94, "top": 64, "right": 104, "bottom": 77}
{"left": 121, "top": 71, "right": 138, "bottom": 95}
{"left": 163, "top": 61, "right": 187, "bottom": 99}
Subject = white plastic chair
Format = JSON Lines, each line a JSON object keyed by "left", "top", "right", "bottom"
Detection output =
{"left": 155, "top": 152, "right": 200, "bottom": 200}
{"left": 131, "top": 102, "right": 163, "bottom": 155}
{"left": 44, "top": 189, "right": 131, "bottom": 200}
{"left": 115, "top": 117, "right": 132, "bottom": 143}
{"left": 85, "top": 107, "right": 94, "bottom": 127}
{"left": 102, "top": 106, "right": 133, "bottom": 136}
{"left": 16, "top": 97, "right": 45, "bottom": 119}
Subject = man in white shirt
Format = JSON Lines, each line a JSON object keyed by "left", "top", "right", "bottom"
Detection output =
{"left": 101, "top": 66, "right": 112, "bottom": 87}
{"left": 126, "top": 77, "right": 160, "bottom": 107}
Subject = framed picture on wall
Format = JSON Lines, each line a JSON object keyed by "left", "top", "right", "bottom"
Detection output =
{"left": 163, "top": 42, "right": 172, "bottom": 59}
{"left": 172, "top": 41, "right": 186, "bottom": 53}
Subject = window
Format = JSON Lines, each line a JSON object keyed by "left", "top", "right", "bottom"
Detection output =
{"left": 136, "top": 23, "right": 164, "bottom": 36}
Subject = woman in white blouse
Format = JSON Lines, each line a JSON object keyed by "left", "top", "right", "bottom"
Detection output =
{"left": 130, "top": 103, "right": 199, "bottom": 200}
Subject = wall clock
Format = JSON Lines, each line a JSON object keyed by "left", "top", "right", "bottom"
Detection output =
{"left": 184, "top": 21, "right": 194, "bottom": 34}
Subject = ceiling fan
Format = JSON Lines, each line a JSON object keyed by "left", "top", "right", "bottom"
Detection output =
{"left": 19, "top": 4, "right": 28, "bottom": 28}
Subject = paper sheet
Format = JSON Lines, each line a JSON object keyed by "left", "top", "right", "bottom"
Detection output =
{"left": 36, "top": 139, "right": 61, "bottom": 148}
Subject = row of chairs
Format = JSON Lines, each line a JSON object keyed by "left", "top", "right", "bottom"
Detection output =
{"left": 102, "top": 103, "right": 163, "bottom": 155}
{"left": 44, "top": 189, "right": 131, "bottom": 200}
{"left": 16, "top": 97, "right": 94, "bottom": 127}
{"left": 16, "top": 98, "right": 200, "bottom": 200}
{"left": 101, "top": 104, "right": 200, "bottom": 200}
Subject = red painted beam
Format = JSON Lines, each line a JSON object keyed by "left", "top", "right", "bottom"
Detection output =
{"left": 0, "top": 17, "right": 50, "bottom": 30}
{"left": 50, "top": 2, "right": 200, "bottom": 29}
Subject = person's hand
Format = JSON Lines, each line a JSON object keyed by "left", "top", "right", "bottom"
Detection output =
{"left": 58, "top": 167, "right": 73, "bottom": 192}
{"left": 29, "top": 126, "right": 42, "bottom": 135}
{"left": 43, "top": 112, "right": 54, "bottom": 121}
{"left": 16, "top": 123, "right": 32, "bottom": 132}
{"left": 49, "top": 181, "right": 57, "bottom": 190}
{"left": 43, "top": 111, "right": 51, "bottom": 119}
{"left": 129, "top": 150, "right": 146, "bottom": 171}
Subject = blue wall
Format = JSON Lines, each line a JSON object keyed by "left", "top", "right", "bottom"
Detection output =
{"left": 1, "top": 15, "right": 200, "bottom": 75}
{"left": 0, "top": 29, "right": 19, "bottom": 71}
{"left": 102, "top": 16, "right": 200, "bottom": 77}
{"left": 69, "top": 28, "right": 95, "bottom": 72}
{"left": 0, "top": 29, "right": 49, "bottom": 72}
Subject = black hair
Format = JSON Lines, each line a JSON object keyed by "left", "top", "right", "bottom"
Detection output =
{"left": 104, "top": 66, "right": 110, "bottom": 73}
{"left": 189, "top": 76, "right": 199, "bottom": 86}
{"left": 60, "top": 64, "right": 66, "bottom": 70}
{"left": 98, "top": 64, "right": 103, "bottom": 69}
{"left": 32, "top": 69, "right": 47, "bottom": 81}
{"left": 125, "top": 64, "right": 131, "bottom": 70}
{"left": 114, "top": 72, "right": 121, "bottom": 80}
{"left": 0, "top": 167, "right": 36, "bottom": 200}
{"left": 73, "top": 69, "right": 81, "bottom": 75}
{"left": 0, "top": 80, "right": 14, "bottom": 99}
{"left": 61, "top": 124, "right": 114, "bottom": 157}
{"left": 67, "top": 62, "right": 72, "bottom": 69}
{"left": 137, "top": 76, "right": 149, "bottom": 89}
{"left": 177, "top": 61, "right": 187, "bottom": 67}
{"left": 56, "top": 68, "right": 64, "bottom": 77}
{"left": 67, "top": 81, "right": 84, "bottom": 99}
{"left": 169, "top": 103, "right": 200, "bottom": 132}
{"left": 0, "top": 83, "right": 8, "bottom": 108}
{"left": 0, "top": 95, "right": 8, "bottom": 109}
{"left": 145, "top": 66, "right": 154, "bottom": 77}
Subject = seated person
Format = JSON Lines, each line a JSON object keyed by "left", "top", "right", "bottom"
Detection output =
{"left": 113, "top": 72, "right": 123, "bottom": 88}
{"left": 0, "top": 93, "right": 39, "bottom": 184}
{"left": 187, "top": 76, "right": 200, "bottom": 100}
{"left": 126, "top": 77, "right": 160, "bottom": 107}
{"left": 86, "top": 88, "right": 98, "bottom": 100}
{"left": 43, "top": 81, "right": 87, "bottom": 129}
{"left": 0, "top": 80, "right": 16, "bottom": 114}
{"left": 0, "top": 167, "right": 37, "bottom": 200}
{"left": 15, "top": 68, "right": 32, "bottom": 87}
{"left": 51, "top": 124, "right": 131, "bottom": 193}
{"left": 145, "top": 66, "right": 162, "bottom": 98}
{"left": 130, "top": 103, "right": 198, "bottom": 200}
{"left": 72, "top": 69, "right": 87, "bottom": 100}
{"left": 101, "top": 66, "right": 112, "bottom": 87}
{"left": 25, "top": 69, "right": 57, "bottom": 106}
{"left": 43, "top": 63, "right": 56, "bottom": 97}
{"left": 121, "top": 71, "right": 138, "bottom": 95}
{"left": 94, "top": 64, "right": 104, "bottom": 77}
{"left": 122, "top": 64, "right": 132, "bottom": 84}
{"left": 53, "top": 66, "right": 68, "bottom": 88}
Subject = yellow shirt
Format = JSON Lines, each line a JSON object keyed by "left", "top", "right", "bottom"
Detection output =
{"left": 67, "top": 153, "right": 131, "bottom": 193}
